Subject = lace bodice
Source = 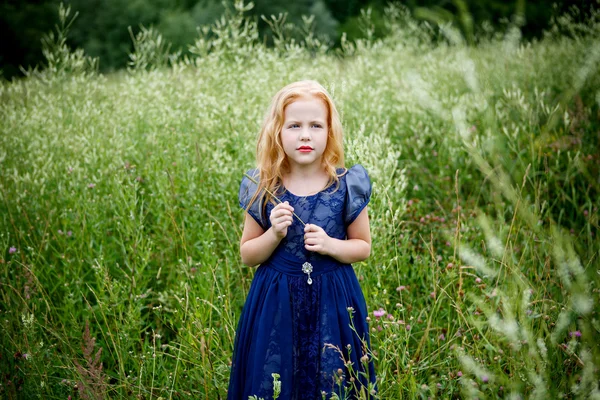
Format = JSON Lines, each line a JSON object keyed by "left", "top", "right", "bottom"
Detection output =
{"left": 239, "top": 165, "right": 371, "bottom": 262}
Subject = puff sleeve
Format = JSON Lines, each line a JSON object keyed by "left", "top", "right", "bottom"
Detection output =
{"left": 344, "top": 164, "right": 372, "bottom": 226}
{"left": 239, "top": 169, "right": 268, "bottom": 230}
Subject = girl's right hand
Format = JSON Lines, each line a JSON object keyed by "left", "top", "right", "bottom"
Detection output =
{"left": 269, "top": 201, "right": 294, "bottom": 239}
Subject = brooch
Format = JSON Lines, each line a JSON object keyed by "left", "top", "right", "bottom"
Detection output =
{"left": 302, "top": 262, "right": 313, "bottom": 285}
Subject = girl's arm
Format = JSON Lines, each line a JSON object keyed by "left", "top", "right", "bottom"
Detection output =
{"left": 240, "top": 202, "right": 294, "bottom": 267}
{"left": 304, "top": 207, "right": 371, "bottom": 264}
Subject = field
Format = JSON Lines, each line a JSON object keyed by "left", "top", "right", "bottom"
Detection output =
{"left": 1, "top": 3, "right": 599, "bottom": 399}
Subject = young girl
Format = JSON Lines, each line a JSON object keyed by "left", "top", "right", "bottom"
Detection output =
{"left": 228, "top": 80, "right": 376, "bottom": 399}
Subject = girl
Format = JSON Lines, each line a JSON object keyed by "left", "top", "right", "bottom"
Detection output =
{"left": 229, "top": 80, "right": 376, "bottom": 399}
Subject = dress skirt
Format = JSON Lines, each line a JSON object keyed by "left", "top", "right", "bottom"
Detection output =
{"left": 227, "top": 252, "right": 376, "bottom": 400}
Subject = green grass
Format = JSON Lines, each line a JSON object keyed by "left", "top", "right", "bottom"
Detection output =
{"left": 1, "top": 2, "right": 599, "bottom": 399}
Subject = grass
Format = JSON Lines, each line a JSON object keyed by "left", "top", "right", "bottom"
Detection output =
{"left": 0, "top": 1, "right": 599, "bottom": 399}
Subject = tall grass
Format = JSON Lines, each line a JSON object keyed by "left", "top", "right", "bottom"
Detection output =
{"left": 1, "top": 1, "right": 599, "bottom": 398}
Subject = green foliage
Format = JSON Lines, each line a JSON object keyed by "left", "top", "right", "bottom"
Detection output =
{"left": 0, "top": 2, "right": 599, "bottom": 398}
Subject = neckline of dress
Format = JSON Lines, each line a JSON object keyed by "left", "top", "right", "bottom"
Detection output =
{"left": 282, "top": 185, "right": 327, "bottom": 198}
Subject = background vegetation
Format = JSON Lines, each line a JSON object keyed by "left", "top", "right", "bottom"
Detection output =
{"left": 1, "top": 1, "right": 599, "bottom": 399}
{"left": 1, "top": 0, "right": 597, "bottom": 79}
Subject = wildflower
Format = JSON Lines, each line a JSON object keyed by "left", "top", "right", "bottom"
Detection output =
{"left": 9, "top": 247, "right": 17, "bottom": 254}
{"left": 87, "top": 183, "right": 96, "bottom": 189}
{"left": 347, "top": 306, "right": 354, "bottom": 312}
{"left": 387, "top": 313, "right": 394, "bottom": 320}
{"left": 377, "top": 325, "right": 383, "bottom": 331}
{"left": 413, "top": 184, "right": 419, "bottom": 191}
{"left": 360, "top": 354, "right": 369, "bottom": 364}
{"left": 396, "top": 285, "right": 407, "bottom": 292}
{"left": 430, "top": 291, "right": 436, "bottom": 299}
{"left": 406, "top": 324, "right": 411, "bottom": 331}
{"left": 58, "top": 230, "right": 63, "bottom": 235}
{"left": 569, "top": 330, "right": 582, "bottom": 338}
{"left": 272, "top": 373, "right": 281, "bottom": 398}
{"left": 439, "top": 333, "right": 446, "bottom": 341}
{"left": 457, "top": 371, "right": 463, "bottom": 377}
{"left": 373, "top": 308, "right": 385, "bottom": 318}
{"left": 584, "top": 210, "right": 589, "bottom": 217}
{"left": 67, "top": 231, "right": 72, "bottom": 237}
{"left": 482, "top": 375, "right": 489, "bottom": 383}
{"left": 475, "top": 277, "right": 482, "bottom": 283}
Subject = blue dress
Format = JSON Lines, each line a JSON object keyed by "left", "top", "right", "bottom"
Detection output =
{"left": 228, "top": 165, "right": 376, "bottom": 400}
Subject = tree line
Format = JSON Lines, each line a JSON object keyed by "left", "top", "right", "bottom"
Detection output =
{"left": 0, "top": 0, "right": 595, "bottom": 79}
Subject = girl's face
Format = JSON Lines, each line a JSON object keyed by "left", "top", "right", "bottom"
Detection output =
{"left": 280, "top": 96, "right": 329, "bottom": 172}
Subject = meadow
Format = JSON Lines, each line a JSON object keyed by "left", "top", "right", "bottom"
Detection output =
{"left": 1, "top": 2, "right": 599, "bottom": 399}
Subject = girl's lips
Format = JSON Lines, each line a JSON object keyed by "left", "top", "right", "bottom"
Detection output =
{"left": 298, "top": 146, "right": 313, "bottom": 152}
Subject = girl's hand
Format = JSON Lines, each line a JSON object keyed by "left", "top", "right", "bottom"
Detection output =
{"left": 304, "top": 224, "right": 331, "bottom": 255}
{"left": 269, "top": 201, "right": 294, "bottom": 239}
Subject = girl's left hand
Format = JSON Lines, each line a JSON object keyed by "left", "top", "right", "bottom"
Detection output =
{"left": 304, "top": 224, "right": 331, "bottom": 255}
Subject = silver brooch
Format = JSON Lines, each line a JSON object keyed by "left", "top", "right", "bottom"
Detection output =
{"left": 302, "top": 262, "right": 313, "bottom": 285}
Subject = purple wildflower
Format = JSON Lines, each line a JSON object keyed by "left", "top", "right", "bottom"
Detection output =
{"left": 9, "top": 247, "right": 17, "bottom": 254}
{"left": 373, "top": 308, "right": 385, "bottom": 318}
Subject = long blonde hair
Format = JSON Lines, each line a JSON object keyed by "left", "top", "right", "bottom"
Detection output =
{"left": 251, "top": 80, "right": 345, "bottom": 210}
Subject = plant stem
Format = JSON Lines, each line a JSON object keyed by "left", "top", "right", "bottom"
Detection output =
{"left": 244, "top": 173, "right": 307, "bottom": 226}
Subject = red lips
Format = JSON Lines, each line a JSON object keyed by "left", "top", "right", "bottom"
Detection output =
{"left": 298, "top": 146, "right": 313, "bottom": 152}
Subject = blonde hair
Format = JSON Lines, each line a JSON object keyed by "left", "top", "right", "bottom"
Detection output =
{"left": 251, "top": 80, "right": 345, "bottom": 210}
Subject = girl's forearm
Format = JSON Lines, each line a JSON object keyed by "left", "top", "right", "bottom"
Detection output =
{"left": 240, "top": 228, "right": 282, "bottom": 267}
{"left": 326, "top": 238, "right": 371, "bottom": 264}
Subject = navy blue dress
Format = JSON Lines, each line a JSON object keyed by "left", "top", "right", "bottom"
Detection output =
{"left": 228, "top": 165, "right": 376, "bottom": 400}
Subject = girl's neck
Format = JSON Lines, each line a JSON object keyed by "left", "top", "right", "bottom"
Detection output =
{"left": 283, "top": 164, "right": 329, "bottom": 196}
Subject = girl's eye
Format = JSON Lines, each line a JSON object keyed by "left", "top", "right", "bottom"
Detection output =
{"left": 289, "top": 123, "right": 300, "bottom": 129}
{"left": 311, "top": 124, "right": 323, "bottom": 129}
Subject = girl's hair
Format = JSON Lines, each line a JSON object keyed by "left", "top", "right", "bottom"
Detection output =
{"left": 251, "top": 80, "right": 345, "bottom": 211}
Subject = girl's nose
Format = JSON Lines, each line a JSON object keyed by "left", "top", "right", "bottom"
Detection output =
{"left": 299, "top": 127, "right": 311, "bottom": 140}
